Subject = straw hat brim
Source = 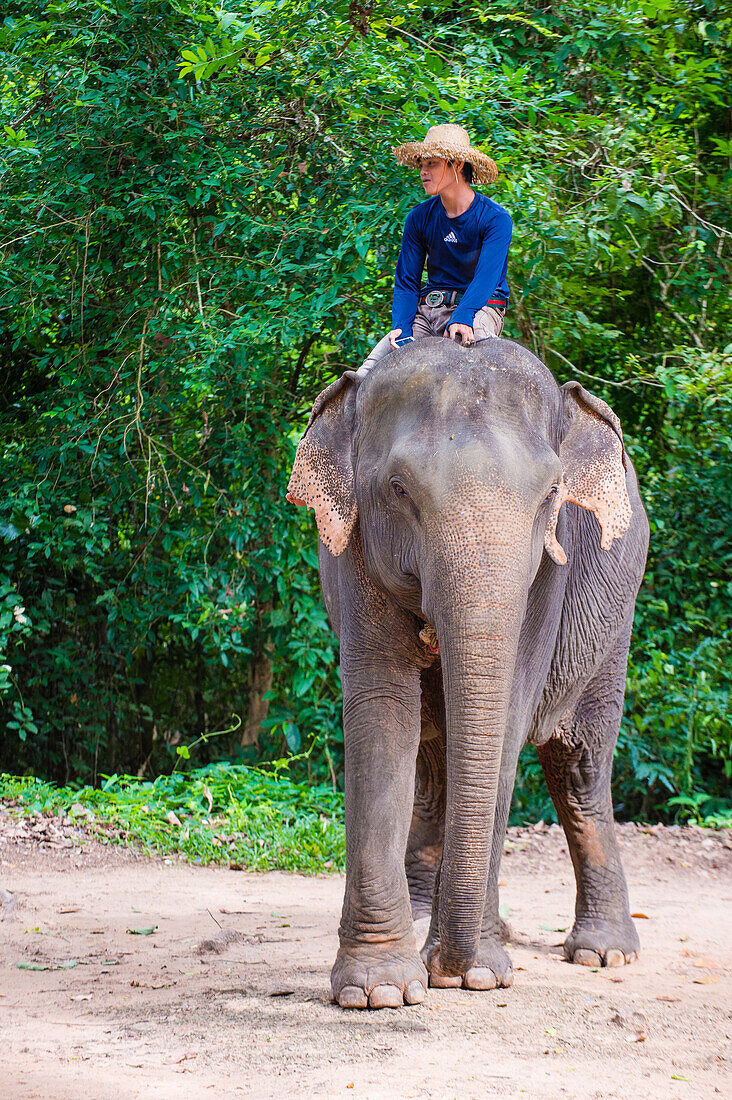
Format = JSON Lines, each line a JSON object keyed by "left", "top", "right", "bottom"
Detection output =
{"left": 393, "top": 140, "right": 498, "bottom": 184}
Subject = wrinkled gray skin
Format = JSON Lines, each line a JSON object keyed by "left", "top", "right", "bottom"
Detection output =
{"left": 287, "top": 338, "right": 648, "bottom": 1010}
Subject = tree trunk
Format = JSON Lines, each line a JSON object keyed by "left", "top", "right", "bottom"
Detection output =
{"left": 242, "top": 644, "right": 273, "bottom": 746}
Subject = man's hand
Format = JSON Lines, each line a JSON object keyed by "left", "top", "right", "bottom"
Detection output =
{"left": 445, "top": 322, "right": 474, "bottom": 345}
{"left": 388, "top": 328, "right": 403, "bottom": 349}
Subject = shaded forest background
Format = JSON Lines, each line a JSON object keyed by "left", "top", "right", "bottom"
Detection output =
{"left": 1, "top": 0, "right": 730, "bottom": 822}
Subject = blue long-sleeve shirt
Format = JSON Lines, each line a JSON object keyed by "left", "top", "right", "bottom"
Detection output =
{"left": 391, "top": 193, "right": 512, "bottom": 337}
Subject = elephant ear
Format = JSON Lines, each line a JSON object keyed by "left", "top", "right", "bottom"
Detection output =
{"left": 286, "top": 372, "right": 359, "bottom": 556}
{"left": 544, "top": 381, "right": 633, "bottom": 566}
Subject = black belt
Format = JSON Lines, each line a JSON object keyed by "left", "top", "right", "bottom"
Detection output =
{"left": 418, "top": 289, "right": 507, "bottom": 310}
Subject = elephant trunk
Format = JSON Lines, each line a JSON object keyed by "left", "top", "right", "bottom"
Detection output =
{"left": 428, "top": 550, "right": 527, "bottom": 977}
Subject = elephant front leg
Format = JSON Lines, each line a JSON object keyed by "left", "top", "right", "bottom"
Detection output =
{"left": 538, "top": 644, "right": 639, "bottom": 968}
{"left": 333, "top": 650, "right": 428, "bottom": 1009}
{"left": 463, "top": 765, "right": 518, "bottom": 990}
{"left": 421, "top": 735, "right": 520, "bottom": 991}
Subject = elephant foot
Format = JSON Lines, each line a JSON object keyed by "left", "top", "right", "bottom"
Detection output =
{"left": 331, "top": 938, "right": 428, "bottom": 1009}
{"left": 422, "top": 935, "right": 514, "bottom": 991}
{"left": 564, "top": 917, "right": 640, "bottom": 967}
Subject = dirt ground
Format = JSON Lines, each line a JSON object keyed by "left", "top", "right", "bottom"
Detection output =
{"left": 0, "top": 809, "right": 730, "bottom": 1099}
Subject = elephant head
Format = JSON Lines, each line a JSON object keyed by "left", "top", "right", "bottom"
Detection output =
{"left": 287, "top": 340, "right": 632, "bottom": 977}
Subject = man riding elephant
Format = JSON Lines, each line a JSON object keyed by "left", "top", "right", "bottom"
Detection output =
{"left": 359, "top": 123, "right": 512, "bottom": 376}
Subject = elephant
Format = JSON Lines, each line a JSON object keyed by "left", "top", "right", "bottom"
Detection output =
{"left": 286, "top": 336, "right": 649, "bottom": 1010}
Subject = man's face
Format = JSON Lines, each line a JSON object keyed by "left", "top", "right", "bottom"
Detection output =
{"left": 419, "top": 157, "right": 448, "bottom": 194}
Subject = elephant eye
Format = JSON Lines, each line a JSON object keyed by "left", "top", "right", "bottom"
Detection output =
{"left": 391, "top": 480, "right": 409, "bottom": 498}
{"left": 544, "top": 484, "right": 559, "bottom": 502}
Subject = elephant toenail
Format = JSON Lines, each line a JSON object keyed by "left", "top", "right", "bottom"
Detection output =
{"left": 368, "top": 984, "right": 402, "bottom": 1009}
{"left": 404, "top": 979, "right": 426, "bottom": 1004}
{"left": 573, "top": 949, "right": 602, "bottom": 967}
{"left": 464, "top": 967, "right": 497, "bottom": 990}
{"left": 429, "top": 972, "right": 463, "bottom": 988}
{"left": 338, "top": 986, "right": 368, "bottom": 1008}
{"left": 604, "top": 949, "right": 625, "bottom": 968}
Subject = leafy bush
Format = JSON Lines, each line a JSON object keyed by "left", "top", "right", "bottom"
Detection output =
{"left": 616, "top": 348, "right": 732, "bottom": 820}
{"left": 511, "top": 347, "right": 732, "bottom": 824}
{"left": 0, "top": 762, "right": 345, "bottom": 873}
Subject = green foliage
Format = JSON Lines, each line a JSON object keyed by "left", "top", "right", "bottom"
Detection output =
{"left": 0, "top": 0, "right": 730, "bottom": 821}
{"left": 0, "top": 762, "right": 345, "bottom": 872}
{"left": 511, "top": 346, "right": 732, "bottom": 824}
{"left": 616, "top": 347, "right": 732, "bottom": 819}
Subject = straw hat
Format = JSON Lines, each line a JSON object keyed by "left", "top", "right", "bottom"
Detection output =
{"left": 393, "top": 124, "right": 498, "bottom": 184}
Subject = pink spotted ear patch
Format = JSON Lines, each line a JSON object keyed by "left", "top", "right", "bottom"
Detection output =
{"left": 286, "top": 371, "right": 359, "bottom": 556}
{"left": 545, "top": 390, "right": 632, "bottom": 565}
{"left": 287, "top": 435, "right": 357, "bottom": 556}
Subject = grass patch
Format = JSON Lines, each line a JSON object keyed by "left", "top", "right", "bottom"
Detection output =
{"left": 0, "top": 763, "right": 345, "bottom": 874}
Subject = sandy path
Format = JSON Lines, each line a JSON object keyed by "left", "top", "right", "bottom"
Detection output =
{"left": 1, "top": 813, "right": 730, "bottom": 1099}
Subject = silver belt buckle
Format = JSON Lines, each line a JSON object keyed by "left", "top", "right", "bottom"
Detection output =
{"left": 425, "top": 290, "right": 444, "bottom": 307}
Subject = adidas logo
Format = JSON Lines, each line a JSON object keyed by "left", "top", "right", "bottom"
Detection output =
{"left": 443, "top": 231, "right": 458, "bottom": 243}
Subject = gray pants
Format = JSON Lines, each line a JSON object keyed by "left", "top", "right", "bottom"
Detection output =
{"left": 358, "top": 302, "right": 505, "bottom": 377}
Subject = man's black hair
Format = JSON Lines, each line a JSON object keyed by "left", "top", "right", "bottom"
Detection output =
{"left": 448, "top": 160, "right": 474, "bottom": 184}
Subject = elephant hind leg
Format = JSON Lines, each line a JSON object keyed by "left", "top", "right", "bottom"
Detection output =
{"left": 406, "top": 735, "right": 445, "bottom": 923}
{"left": 406, "top": 668, "right": 446, "bottom": 924}
{"left": 538, "top": 631, "right": 639, "bottom": 967}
